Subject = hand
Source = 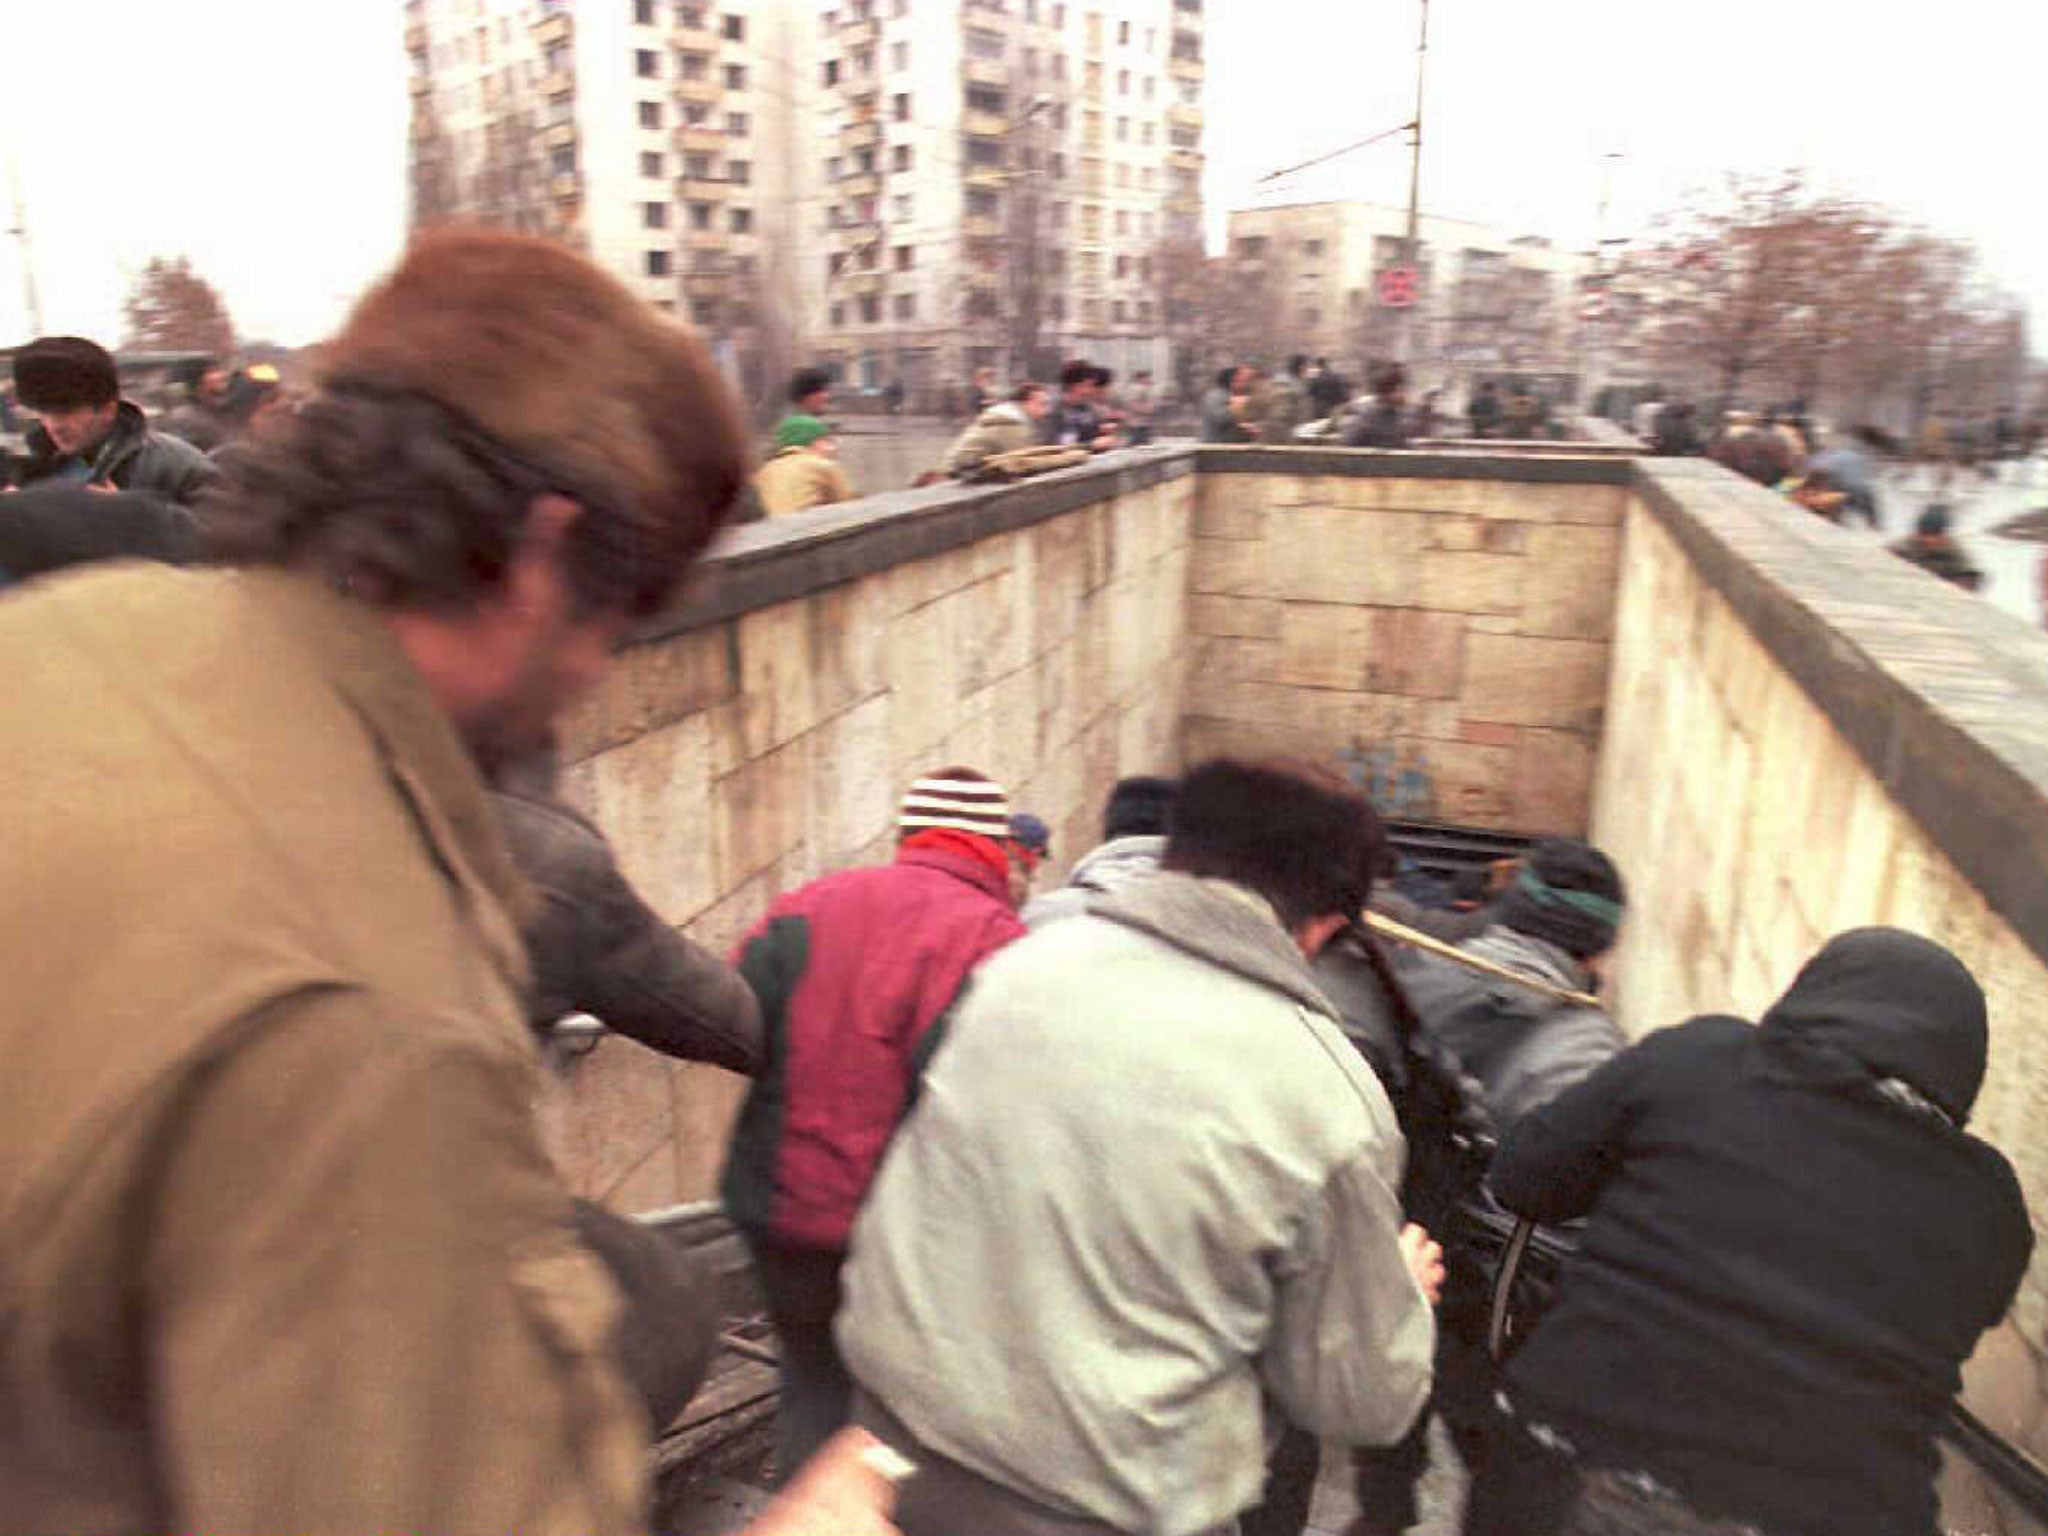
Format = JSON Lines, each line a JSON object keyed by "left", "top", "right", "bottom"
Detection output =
{"left": 1400, "top": 1224, "right": 1445, "bottom": 1306}
{"left": 744, "top": 1428, "right": 904, "bottom": 1536}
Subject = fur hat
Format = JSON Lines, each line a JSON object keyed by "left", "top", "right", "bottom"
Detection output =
{"left": 13, "top": 337, "right": 119, "bottom": 411}
{"left": 317, "top": 226, "right": 751, "bottom": 577}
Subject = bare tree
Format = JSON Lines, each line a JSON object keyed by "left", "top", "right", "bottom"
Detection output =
{"left": 123, "top": 257, "right": 235, "bottom": 354}
{"left": 1153, "top": 235, "right": 1281, "bottom": 397}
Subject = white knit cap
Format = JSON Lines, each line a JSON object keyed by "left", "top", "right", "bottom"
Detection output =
{"left": 899, "top": 772, "right": 1012, "bottom": 838}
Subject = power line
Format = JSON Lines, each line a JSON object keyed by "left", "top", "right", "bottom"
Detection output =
{"left": 1256, "top": 120, "right": 1415, "bottom": 186}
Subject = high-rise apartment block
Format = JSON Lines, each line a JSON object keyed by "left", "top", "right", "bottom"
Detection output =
{"left": 405, "top": 0, "right": 1205, "bottom": 406}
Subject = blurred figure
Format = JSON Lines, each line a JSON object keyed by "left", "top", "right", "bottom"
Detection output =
{"left": 1347, "top": 366, "right": 1412, "bottom": 449}
{"left": 1806, "top": 428, "right": 1884, "bottom": 529}
{"left": 1261, "top": 354, "right": 1310, "bottom": 444}
{"left": 1488, "top": 929, "right": 2031, "bottom": 1536}
{"left": 1784, "top": 465, "right": 1849, "bottom": 522}
{"left": 943, "top": 383, "right": 1051, "bottom": 478}
{"left": 967, "top": 367, "right": 996, "bottom": 417}
{"left": 162, "top": 358, "right": 236, "bottom": 452}
{"left": 1123, "top": 368, "right": 1158, "bottom": 446}
{"left": 1650, "top": 401, "right": 1703, "bottom": 457}
{"left": 757, "top": 416, "right": 855, "bottom": 516}
{"left": 1708, "top": 410, "right": 1797, "bottom": 487}
{"left": 778, "top": 366, "right": 835, "bottom": 444}
{"left": 1307, "top": 356, "right": 1350, "bottom": 421}
{"left": 1501, "top": 386, "right": 1544, "bottom": 440}
{"left": 11, "top": 336, "right": 216, "bottom": 505}
{"left": 1005, "top": 812, "right": 1052, "bottom": 908}
{"left": 1023, "top": 774, "right": 1177, "bottom": 927}
{"left": 1467, "top": 380, "right": 1502, "bottom": 439}
{"left": 1202, "top": 365, "right": 1255, "bottom": 443}
{"left": 1413, "top": 387, "right": 1445, "bottom": 439}
{"left": 1890, "top": 505, "right": 1984, "bottom": 591}
{"left": 881, "top": 378, "right": 905, "bottom": 416}
{"left": 1043, "top": 360, "right": 1118, "bottom": 450}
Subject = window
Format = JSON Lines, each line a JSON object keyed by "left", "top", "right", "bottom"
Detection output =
{"left": 892, "top": 91, "right": 911, "bottom": 120}
{"left": 1114, "top": 254, "right": 1131, "bottom": 277}
{"left": 829, "top": 252, "right": 847, "bottom": 278}
{"left": 967, "top": 84, "right": 1006, "bottom": 114}
{"left": 891, "top": 192, "right": 913, "bottom": 220}
{"left": 1051, "top": 152, "right": 1066, "bottom": 178}
{"left": 1117, "top": 68, "right": 1129, "bottom": 93}
{"left": 965, "top": 137, "right": 1004, "bottom": 167}
{"left": 689, "top": 201, "right": 713, "bottom": 229}
{"left": 731, "top": 207, "right": 753, "bottom": 232}
{"left": 893, "top": 244, "right": 913, "bottom": 269}
{"left": 1143, "top": 75, "right": 1155, "bottom": 100}
{"left": 728, "top": 159, "right": 751, "bottom": 184}
{"left": 893, "top": 0, "right": 909, "bottom": 13}
{"left": 1051, "top": 52, "right": 1067, "bottom": 80}
{"left": 679, "top": 3, "right": 706, "bottom": 25}
{"left": 1303, "top": 238, "right": 1325, "bottom": 257}
{"left": 640, "top": 150, "right": 664, "bottom": 177}
{"left": 1113, "top": 301, "right": 1127, "bottom": 322}
{"left": 826, "top": 155, "right": 842, "bottom": 179}
{"left": 638, "top": 101, "right": 663, "bottom": 128}
{"left": 1115, "top": 115, "right": 1129, "bottom": 141}
{"left": 551, "top": 145, "right": 577, "bottom": 175}
{"left": 724, "top": 63, "right": 747, "bottom": 88}
{"left": 830, "top": 302, "right": 846, "bottom": 326}
{"left": 855, "top": 147, "right": 877, "bottom": 174}
{"left": 894, "top": 293, "right": 916, "bottom": 319}
{"left": 683, "top": 101, "right": 710, "bottom": 123}
{"left": 967, "top": 187, "right": 1000, "bottom": 216}
{"left": 891, "top": 144, "right": 913, "bottom": 171}
{"left": 1114, "top": 209, "right": 1129, "bottom": 235}
{"left": 1115, "top": 162, "right": 1129, "bottom": 187}
{"left": 964, "top": 27, "right": 1003, "bottom": 59}
{"left": 686, "top": 152, "right": 713, "bottom": 178}
{"left": 634, "top": 0, "right": 656, "bottom": 22}
{"left": 855, "top": 46, "right": 875, "bottom": 73}
{"left": 1140, "top": 165, "right": 1154, "bottom": 188}
{"left": 646, "top": 250, "right": 672, "bottom": 276}
{"left": 859, "top": 295, "right": 881, "bottom": 323}
{"left": 635, "top": 48, "right": 660, "bottom": 77}
{"left": 1141, "top": 211, "right": 1155, "bottom": 238}
{"left": 890, "top": 40, "right": 909, "bottom": 69}
{"left": 722, "top": 14, "right": 745, "bottom": 39}
{"left": 679, "top": 49, "right": 708, "bottom": 78}
{"left": 643, "top": 201, "right": 670, "bottom": 228}
{"left": 1052, "top": 2, "right": 1066, "bottom": 24}
{"left": 727, "top": 110, "right": 750, "bottom": 134}
{"left": 857, "top": 241, "right": 878, "bottom": 270}
{"left": 1118, "top": 18, "right": 1131, "bottom": 44}
{"left": 823, "top": 60, "right": 840, "bottom": 86}
{"left": 1049, "top": 295, "right": 1066, "bottom": 321}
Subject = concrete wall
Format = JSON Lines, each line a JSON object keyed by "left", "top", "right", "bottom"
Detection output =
{"left": 1184, "top": 451, "right": 1627, "bottom": 836}
{"left": 1593, "top": 458, "right": 2048, "bottom": 1516}
{"left": 536, "top": 455, "right": 1195, "bottom": 1212}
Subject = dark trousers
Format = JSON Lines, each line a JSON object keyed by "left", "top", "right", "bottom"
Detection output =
{"left": 744, "top": 1234, "right": 852, "bottom": 1483}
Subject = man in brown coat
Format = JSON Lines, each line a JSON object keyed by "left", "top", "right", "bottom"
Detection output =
{"left": 0, "top": 230, "right": 758, "bottom": 1535}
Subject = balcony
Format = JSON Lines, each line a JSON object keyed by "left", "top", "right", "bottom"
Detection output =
{"left": 1169, "top": 102, "right": 1203, "bottom": 130}
{"left": 542, "top": 121, "right": 578, "bottom": 151}
{"left": 676, "top": 124, "right": 726, "bottom": 154}
{"left": 549, "top": 173, "right": 581, "bottom": 201}
{"left": 840, "top": 16, "right": 880, "bottom": 49}
{"left": 963, "top": 57, "right": 1006, "bottom": 88}
{"left": 533, "top": 10, "right": 572, "bottom": 48}
{"left": 963, "top": 165, "right": 1007, "bottom": 191}
{"left": 682, "top": 266, "right": 733, "bottom": 296}
{"left": 963, "top": 109, "right": 1009, "bottom": 138}
{"left": 409, "top": 74, "right": 433, "bottom": 97}
{"left": 540, "top": 69, "right": 574, "bottom": 98}
{"left": 841, "top": 118, "right": 882, "bottom": 150}
{"left": 404, "top": 22, "right": 426, "bottom": 52}
{"left": 686, "top": 229, "right": 731, "bottom": 253}
{"left": 840, "top": 172, "right": 882, "bottom": 199}
{"left": 1170, "top": 55, "right": 1203, "bottom": 82}
{"left": 680, "top": 177, "right": 732, "bottom": 205}
{"left": 963, "top": 213, "right": 1002, "bottom": 239}
{"left": 844, "top": 272, "right": 885, "bottom": 297}
{"left": 675, "top": 76, "right": 723, "bottom": 107}
{"left": 1169, "top": 148, "right": 1203, "bottom": 174}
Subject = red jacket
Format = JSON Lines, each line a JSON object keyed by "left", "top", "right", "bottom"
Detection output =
{"left": 720, "top": 836, "right": 1026, "bottom": 1249}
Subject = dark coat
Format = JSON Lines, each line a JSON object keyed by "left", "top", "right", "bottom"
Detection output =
{"left": 0, "top": 485, "right": 198, "bottom": 585}
{"left": 20, "top": 401, "right": 218, "bottom": 506}
{"left": 493, "top": 784, "right": 763, "bottom": 1074}
{"left": 1493, "top": 929, "right": 2031, "bottom": 1536}
{"left": 720, "top": 836, "right": 1026, "bottom": 1250}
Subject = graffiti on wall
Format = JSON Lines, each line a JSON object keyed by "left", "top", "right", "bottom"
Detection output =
{"left": 1339, "top": 737, "right": 1438, "bottom": 821}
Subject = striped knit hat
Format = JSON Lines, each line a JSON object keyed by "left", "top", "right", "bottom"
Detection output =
{"left": 899, "top": 768, "right": 1011, "bottom": 839}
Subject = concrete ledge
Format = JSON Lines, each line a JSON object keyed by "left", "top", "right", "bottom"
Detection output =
{"left": 634, "top": 446, "right": 1194, "bottom": 642}
{"left": 1633, "top": 457, "right": 2048, "bottom": 972}
{"left": 1194, "top": 444, "right": 1637, "bottom": 484}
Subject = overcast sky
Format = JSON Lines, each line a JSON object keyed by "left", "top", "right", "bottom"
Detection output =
{"left": 3, "top": 0, "right": 2044, "bottom": 347}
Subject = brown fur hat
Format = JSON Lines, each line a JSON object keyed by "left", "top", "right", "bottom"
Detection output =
{"left": 319, "top": 226, "right": 751, "bottom": 577}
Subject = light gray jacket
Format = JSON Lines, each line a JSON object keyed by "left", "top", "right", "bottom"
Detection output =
{"left": 1020, "top": 833, "right": 1166, "bottom": 928}
{"left": 839, "top": 873, "right": 1433, "bottom": 1536}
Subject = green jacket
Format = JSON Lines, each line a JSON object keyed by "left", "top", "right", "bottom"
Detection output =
{"left": 0, "top": 566, "right": 646, "bottom": 1535}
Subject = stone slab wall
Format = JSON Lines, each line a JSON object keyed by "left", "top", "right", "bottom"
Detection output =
{"left": 1594, "top": 465, "right": 2048, "bottom": 1511}
{"left": 1183, "top": 460, "right": 1626, "bottom": 835}
{"left": 535, "top": 466, "right": 1195, "bottom": 1213}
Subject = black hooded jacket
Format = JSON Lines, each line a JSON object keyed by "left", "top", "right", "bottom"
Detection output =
{"left": 1491, "top": 929, "right": 2031, "bottom": 1536}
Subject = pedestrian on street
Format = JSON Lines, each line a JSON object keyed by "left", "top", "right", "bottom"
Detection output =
{"left": 11, "top": 335, "right": 217, "bottom": 505}
{"left": 943, "top": 383, "right": 1051, "bottom": 478}
{"left": 838, "top": 758, "right": 1441, "bottom": 1536}
{"left": 1347, "top": 366, "right": 1413, "bottom": 448}
{"left": 161, "top": 357, "right": 237, "bottom": 453}
{"left": 756, "top": 415, "right": 856, "bottom": 516}
{"left": 1486, "top": 928, "right": 2031, "bottom": 1536}
{"left": 1043, "top": 359, "right": 1119, "bottom": 450}
{"left": 720, "top": 769, "right": 1028, "bottom": 1481}
{"left": 1468, "top": 381, "right": 1502, "bottom": 439}
{"left": 1890, "top": 505, "right": 1985, "bottom": 591}
{"left": 0, "top": 226, "right": 752, "bottom": 1536}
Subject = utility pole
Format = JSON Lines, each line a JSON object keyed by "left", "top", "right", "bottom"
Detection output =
{"left": 1576, "top": 149, "right": 1622, "bottom": 407}
{"left": 5, "top": 150, "right": 43, "bottom": 337}
{"left": 1397, "top": 0, "right": 1430, "bottom": 366}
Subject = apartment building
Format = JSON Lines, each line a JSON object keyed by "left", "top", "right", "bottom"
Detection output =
{"left": 806, "top": 0, "right": 1206, "bottom": 398}
{"left": 1225, "top": 200, "right": 1594, "bottom": 391}
{"left": 406, "top": 0, "right": 1204, "bottom": 407}
{"left": 405, "top": 0, "right": 807, "bottom": 406}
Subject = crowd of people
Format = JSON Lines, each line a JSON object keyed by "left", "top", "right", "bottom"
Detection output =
{"left": 0, "top": 228, "right": 2034, "bottom": 1536}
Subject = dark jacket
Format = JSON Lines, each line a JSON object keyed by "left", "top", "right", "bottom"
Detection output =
{"left": 1042, "top": 395, "right": 1106, "bottom": 448}
{"left": 1890, "top": 536, "right": 1984, "bottom": 591}
{"left": 720, "top": 835, "right": 1026, "bottom": 1250}
{"left": 0, "top": 485, "right": 198, "bottom": 586}
{"left": 1403, "top": 924, "right": 1624, "bottom": 1131}
{"left": 20, "top": 401, "right": 217, "bottom": 506}
{"left": 161, "top": 399, "right": 234, "bottom": 454}
{"left": 493, "top": 784, "right": 763, "bottom": 1074}
{"left": 1493, "top": 929, "right": 2031, "bottom": 1536}
{"left": 1346, "top": 401, "right": 1411, "bottom": 449}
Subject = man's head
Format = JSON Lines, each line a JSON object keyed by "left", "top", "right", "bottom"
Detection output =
{"left": 1059, "top": 360, "right": 1098, "bottom": 401}
{"left": 195, "top": 362, "right": 231, "bottom": 407}
{"left": 1014, "top": 382, "right": 1051, "bottom": 418}
{"left": 776, "top": 414, "right": 837, "bottom": 456}
{"left": 1006, "top": 811, "right": 1053, "bottom": 906}
{"left": 1162, "top": 758, "right": 1383, "bottom": 956}
{"left": 1916, "top": 504, "right": 1953, "bottom": 544}
{"left": 1289, "top": 353, "right": 1308, "bottom": 377}
{"left": 1229, "top": 364, "right": 1255, "bottom": 393}
{"left": 13, "top": 336, "right": 121, "bottom": 457}
{"left": 790, "top": 366, "right": 833, "bottom": 415}
{"left": 1493, "top": 839, "right": 1627, "bottom": 964}
{"left": 1102, "top": 774, "right": 1177, "bottom": 841}
{"left": 204, "top": 227, "right": 750, "bottom": 769}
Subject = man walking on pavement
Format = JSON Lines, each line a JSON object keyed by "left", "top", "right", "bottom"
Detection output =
{"left": 0, "top": 228, "right": 754, "bottom": 1536}
{"left": 839, "top": 758, "right": 1442, "bottom": 1536}
{"left": 721, "top": 769, "right": 1028, "bottom": 1481}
